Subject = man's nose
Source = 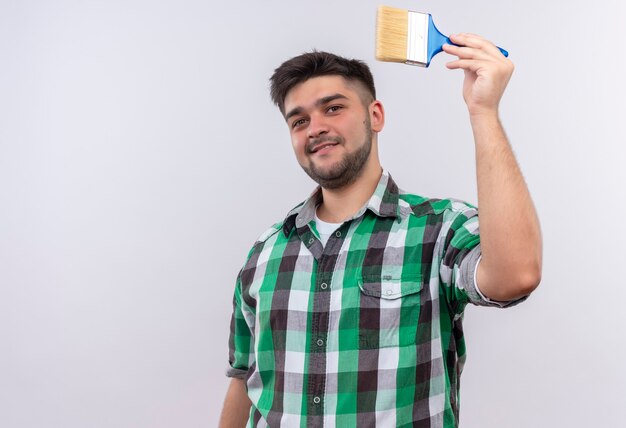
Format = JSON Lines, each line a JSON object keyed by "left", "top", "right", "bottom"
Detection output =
{"left": 307, "top": 114, "right": 329, "bottom": 139}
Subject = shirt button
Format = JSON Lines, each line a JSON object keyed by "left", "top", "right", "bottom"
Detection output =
{"left": 316, "top": 339, "right": 324, "bottom": 346}
{"left": 335, "top": 231, "right": 341, "bottom": 237}
{"left": 313, "top": 396, "right": 321, "bottom": 404}
{"left": 320, "top": 282, "right": 328, "bottom": 290}
{"left": 308, "top": 238, "right": 314, "bottom": 244}
{"left": 386, "top": 289, "right": 393, "bottom": 296}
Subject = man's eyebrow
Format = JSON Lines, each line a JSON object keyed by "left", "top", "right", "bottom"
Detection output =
{"left": 284, "top": 93, "right": 349, "bottom": 122}
{"left": 284, "top": 107, "right": 303, "bottom": 122}
{"left": 317, "top": 93, "right": 348, "bottom": 106}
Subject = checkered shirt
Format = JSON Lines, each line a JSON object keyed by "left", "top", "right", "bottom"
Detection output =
{"left": 227, "top": 171, "right": 523, "bottom": 427}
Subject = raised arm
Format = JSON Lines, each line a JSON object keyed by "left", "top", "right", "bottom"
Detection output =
{"left": 443, "top": 33, "right": 542, "bottom": 301}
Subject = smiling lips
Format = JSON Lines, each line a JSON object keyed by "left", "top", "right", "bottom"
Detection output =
{"left": 310, "top": 142, "right": 338, "bottom": 154}
{"left": 308, "top": 137, "right": 342, "bottom": 154}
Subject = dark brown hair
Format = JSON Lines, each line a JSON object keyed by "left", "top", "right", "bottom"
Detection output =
{"left": 269, "top": 51, "right": 376, "bottom": 115}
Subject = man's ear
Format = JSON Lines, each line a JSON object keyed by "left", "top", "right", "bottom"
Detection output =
{"left": 369, "top": 100, "right": 385, "bottom": 132}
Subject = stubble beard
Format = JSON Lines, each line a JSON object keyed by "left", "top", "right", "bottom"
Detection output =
{"left": 301, "top": 117, "right": 373, "bottom": 190}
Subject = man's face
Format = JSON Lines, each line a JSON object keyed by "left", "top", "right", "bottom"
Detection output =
{"left": 283, "top": 76, "right": 379, "bottom": 189}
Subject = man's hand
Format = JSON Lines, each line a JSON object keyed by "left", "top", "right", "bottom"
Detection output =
{"left": 442, "top": 33, "right": 514, "bottom": 118}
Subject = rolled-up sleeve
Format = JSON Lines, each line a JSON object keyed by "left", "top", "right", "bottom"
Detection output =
{"left": 226, "top": 275, "right": 255, "bottom": 379}
{"left": 440, "top": 206, "right": 527, "bottom": 311}
{"left": 459, "top": 246, "right": 528, "bottom": 308}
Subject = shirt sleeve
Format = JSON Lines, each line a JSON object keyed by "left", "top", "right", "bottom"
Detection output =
{"left": 439, "top": 206, "right": 527, "bottom": 312}
{"left": 226, "top": 273, "right": 255, "bottom": 379}
{"left": 460, "top": 246, "right": 527, "bottom": 308}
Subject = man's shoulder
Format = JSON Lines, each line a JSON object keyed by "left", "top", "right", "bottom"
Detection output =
{"left": 237, "top": 221, "right": 285, "bottom": 274}
{"left": 248, "top": 199, "right": 304, "bottom": 247}
{"left": 254, "top": 221, "right": 285, "bottom": 245}
{"left": 397, "top": 190, "right": 477, "bottom": 218}
{"left": 238, "top": 200, "right": 304, "bottom": 275}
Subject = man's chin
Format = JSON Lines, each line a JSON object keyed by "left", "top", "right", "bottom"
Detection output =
{"left": 304, "top": 162, "right": 345, "bottom": 181}
{"left": 303, "top": 165, "right": 359, "bottom": 190}
{"left": 300, "top": 137, "right": 371, "bottom": 189}
{"left": 311, "top": 167, "right": 344, "bottom": 182}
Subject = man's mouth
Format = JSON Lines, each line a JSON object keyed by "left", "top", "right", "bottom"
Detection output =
{"left": 308, "top": 138, "right": 341, "bottom": 154}
{"left": 310, "top": 142, "right": 338, "bottom": 154}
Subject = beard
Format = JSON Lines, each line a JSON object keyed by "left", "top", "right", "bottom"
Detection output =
{"left": 301, "top": 117, "right": 373, "bottom": 190}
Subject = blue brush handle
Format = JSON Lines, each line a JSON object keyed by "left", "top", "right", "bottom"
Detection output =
{"left": 426, "top": 15, "right": 508, "bottom": 67}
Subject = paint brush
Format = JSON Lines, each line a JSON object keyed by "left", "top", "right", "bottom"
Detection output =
{"left": 376, "top": 5, "right": 509, "bottom": 67}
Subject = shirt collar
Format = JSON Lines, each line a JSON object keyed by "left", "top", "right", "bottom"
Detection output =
{"left": 282, "top": 170, "right": 400, "bottom": 236}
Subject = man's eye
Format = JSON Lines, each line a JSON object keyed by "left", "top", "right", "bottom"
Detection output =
{"left": 327, "top": 105, "right": 342, "bottom": 113}
{"left": 292, "top": 118, "right": 307, "bottom": 129}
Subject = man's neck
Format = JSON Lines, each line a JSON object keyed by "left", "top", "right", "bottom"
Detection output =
{"left": 316, "top": 164, "right": 383, "bottom": 223}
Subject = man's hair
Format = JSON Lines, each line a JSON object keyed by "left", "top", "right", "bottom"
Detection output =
{"left": 269, "top": 51, "right": 376, "bottom": 115}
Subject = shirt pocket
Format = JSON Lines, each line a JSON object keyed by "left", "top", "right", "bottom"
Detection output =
{"left": 356, "top": 274, "right": 423, "bottom": 349}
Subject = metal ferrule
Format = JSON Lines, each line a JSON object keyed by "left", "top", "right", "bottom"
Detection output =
{"left": 406, "top": 11, "right": 429, "bottom": 66}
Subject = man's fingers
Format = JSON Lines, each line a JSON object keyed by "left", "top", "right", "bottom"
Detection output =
{"left": 442, "top": 43, "right": 491, "bottom": 61}
{"left": 450, "top": 33, "right": 486, "bottom": 49}
{"left": 449, "top": 33, "right": 504, "bottom": 58}
{"left": 445, "top": 59, "right": 482, "bottom": 72}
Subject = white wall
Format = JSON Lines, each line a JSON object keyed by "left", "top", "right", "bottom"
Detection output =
{"left": 1, "top": 1, "right": 624, "bottom": 426}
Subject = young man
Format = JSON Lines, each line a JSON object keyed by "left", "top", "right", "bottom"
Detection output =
{"left": 220, "top": 34, "right": 542, "bottom": 427}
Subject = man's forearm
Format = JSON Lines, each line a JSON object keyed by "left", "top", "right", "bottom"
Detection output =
{"left": 219, "top": 378, "right": 252, "bottom": 428}
{"left": 441, "top": 34, "right": 542, "bottom": 300}
{"left": 472, "top": 113, "right": 542, "bottom": 301}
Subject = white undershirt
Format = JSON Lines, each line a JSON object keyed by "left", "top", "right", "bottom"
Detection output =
{"left": 314, "top": 211, "right": 343, "bottom": 247}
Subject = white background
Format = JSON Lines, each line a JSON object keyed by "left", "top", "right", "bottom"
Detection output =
{"left": 1, "top": 0, "right": 625, "bottom": 427}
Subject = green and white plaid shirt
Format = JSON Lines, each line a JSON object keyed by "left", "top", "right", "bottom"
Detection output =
{"left": 227, "top": 171, "right": 523, "bottom": 427}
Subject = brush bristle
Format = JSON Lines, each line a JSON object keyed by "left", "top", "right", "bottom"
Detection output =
{"left": 376, "top": 5, "right": 409, "bottom": 63}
